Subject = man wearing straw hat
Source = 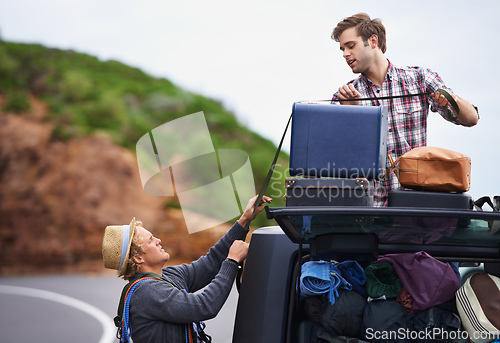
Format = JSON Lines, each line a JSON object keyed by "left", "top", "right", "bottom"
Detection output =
{"left": 102, "top": 195, "right": 272, "bottom": 343}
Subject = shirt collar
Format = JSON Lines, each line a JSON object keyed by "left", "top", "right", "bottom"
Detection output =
{"left": 386, "top": 59, "right": 395, "bottom": 82}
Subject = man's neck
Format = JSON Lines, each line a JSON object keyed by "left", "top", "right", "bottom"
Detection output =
{"left": 138, "top": 265, "right": 164, "bottom": 277}
{"left": 363, "top": 57, "right": 389, "bottom": 88}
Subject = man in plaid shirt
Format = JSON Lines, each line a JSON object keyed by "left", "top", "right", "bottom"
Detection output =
{"left": 331, "top": 13, "right": 479, "bottom": 206}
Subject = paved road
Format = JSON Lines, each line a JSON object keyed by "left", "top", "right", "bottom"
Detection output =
{"left": 0, "top": 274, "right": 238, "bottom": 343}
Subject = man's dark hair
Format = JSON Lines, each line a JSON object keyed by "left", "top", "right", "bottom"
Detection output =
{"left": 332, "top": 13, "right": 387, "bottom": 53}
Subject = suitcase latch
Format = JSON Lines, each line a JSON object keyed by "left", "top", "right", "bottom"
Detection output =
{"left": 285, "top": 178, "right": 296, "bottom": 188}
{"left": 355, "top": 178, "right": 369, "bottom": 189}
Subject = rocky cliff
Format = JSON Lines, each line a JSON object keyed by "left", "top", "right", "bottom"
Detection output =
{"left": 0, "top": 96, "right": 230, "bottom": 275}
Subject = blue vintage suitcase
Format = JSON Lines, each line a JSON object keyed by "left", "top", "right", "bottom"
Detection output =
{"left": 289, "top": 103, "right": 388, "bottom": 179}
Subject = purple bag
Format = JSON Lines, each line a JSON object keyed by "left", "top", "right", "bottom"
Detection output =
{"left": 376, "top": 251, "right": 459, "bottom": 312}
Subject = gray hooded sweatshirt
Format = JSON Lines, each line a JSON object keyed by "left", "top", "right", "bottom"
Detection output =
{"left": 128, "top": 221, "right": 246, "bottom": 342}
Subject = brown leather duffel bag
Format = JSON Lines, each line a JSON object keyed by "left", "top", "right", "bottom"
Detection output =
{"left": 386, "top": 146, "right": 471, "bottom": 192}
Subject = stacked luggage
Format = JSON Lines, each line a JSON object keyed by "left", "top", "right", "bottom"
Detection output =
{"left": 286, "top": 102, "right": 387, "bottom": 207}
{"left": 299, "top": 255, "right": 500, "bottom": 343}
{"left": 285, "top": 102, "right": 499, "bottom": 342}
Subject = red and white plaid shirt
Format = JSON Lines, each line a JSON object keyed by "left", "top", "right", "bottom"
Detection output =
{"left": 332, "top": 60, "right": 471, "bottom": 206}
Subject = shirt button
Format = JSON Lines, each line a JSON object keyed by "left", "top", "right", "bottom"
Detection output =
{"left": 388, "top": 128, "right": 393, "bottom": 132}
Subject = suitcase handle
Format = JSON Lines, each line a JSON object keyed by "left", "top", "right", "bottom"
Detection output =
{"left": 314, "top": 89, "right": 460, "bottom": 122}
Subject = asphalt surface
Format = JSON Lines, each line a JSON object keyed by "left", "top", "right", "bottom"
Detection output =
{"left": 0, "top": 274, "right": 238, "bottom": 343}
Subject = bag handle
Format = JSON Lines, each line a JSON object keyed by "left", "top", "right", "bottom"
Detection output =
{"left": 474, "top": 196, "right": 499, "bottom": 211}
{"left": 474, "top": 196, "right": 500, "bottom": 234}
{"left": 384, "top": 154, "right": 401, "bottom": 180}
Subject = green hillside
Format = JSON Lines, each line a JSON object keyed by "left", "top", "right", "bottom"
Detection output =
{"left": 0, "top": 40, "right": 289, "bottom": 226}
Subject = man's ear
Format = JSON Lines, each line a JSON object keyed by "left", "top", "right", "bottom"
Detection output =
{"left": 132, "top": 254, "right": 144, "bottom": 264}
{"left": 369, "top": 34, "right": 378, "bottom": 49}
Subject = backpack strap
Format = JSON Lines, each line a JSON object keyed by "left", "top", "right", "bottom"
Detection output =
{"left": 114, "top": 273, "right": 212, "bottom": 343}
{"left": 114, "top": 273, "right": 163, "bottom": 329}
{"left": 114, "top": 273, "right": 164, "bottom": 342}
{"left": 120, "top": 277, "right": 159, "bottom": 343}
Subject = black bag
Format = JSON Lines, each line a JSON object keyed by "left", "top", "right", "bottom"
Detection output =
{"left": 388, "top": 190, "right": 472, "bottom": 210}
{"left": 412, "top": 306, "right": 462, "bottom": 343}
{"left": 361, "top": 300, "right": 462, "bottom": 343}
{"left": 361, "top": 300, "right": 414, "bottom": 343}
{"left": 304, "top": 289, "right": 366, "bottom": 338}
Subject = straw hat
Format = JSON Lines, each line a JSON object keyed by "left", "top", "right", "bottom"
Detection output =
{"left": 102, "top": 218, "right": 137, "bottom": 276}
{"left": 456, "top": 273, "right": 500, "bottom": 343}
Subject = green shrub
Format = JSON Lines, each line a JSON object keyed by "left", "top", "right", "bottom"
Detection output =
{"left": 0, "top": 45, "right": 18, "bottom": 90}
{"left": 2, "top": 90, "right": 30, "bottom": 113}
{"left": 85, "top": 91, "right": 127, "bottom": 129}
{"left": 59, "top": 70, "right": 93, "bottom": 102}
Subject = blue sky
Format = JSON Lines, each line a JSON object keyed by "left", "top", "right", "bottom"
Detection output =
{"left": 1, "top": 0, "right": 498, "bottom": 201}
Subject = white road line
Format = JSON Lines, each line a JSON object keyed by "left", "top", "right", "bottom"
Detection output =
{"left": 0, "top": 285, "right": 116, "bottom": 343}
